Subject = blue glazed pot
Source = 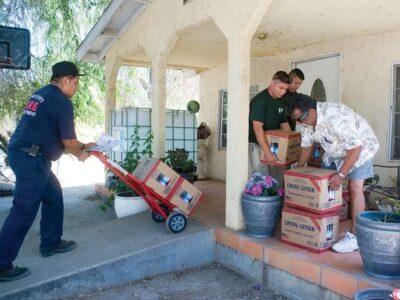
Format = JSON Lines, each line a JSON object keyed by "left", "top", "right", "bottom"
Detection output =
{"left": 241, "top": 193, "right": 283, "bottom": 238}
{"left": 353, "top": 288, "right": 393, "bottom": 300}
{"left": 356, "top": 211, "right": 400, "bottom": 279}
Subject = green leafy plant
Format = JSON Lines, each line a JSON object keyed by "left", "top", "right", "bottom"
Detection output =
{"left": 0, "top": 0, "right": 109, "bottom": 124}
{"left": 100, "top": 125, "right": 153, "bottom": 211}
{"left": 161, "top": 148, "right": 195, "bottom": 174}
{"left": 378, "top": 197, "right": 400, "bottom": 222}
{"left": 0, "top": 131, "right": 12, "bottom": 165}
{"left": 0, "top": 131, "right": 13, "bottom": 182}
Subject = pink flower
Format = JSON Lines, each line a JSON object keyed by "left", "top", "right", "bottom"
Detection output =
{"left": 244, "top": 173, "right": 283, "bottom": 197}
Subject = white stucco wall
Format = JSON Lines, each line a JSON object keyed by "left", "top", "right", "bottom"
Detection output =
{"left": 199, "top": 65, "right": 226, "bottom": 180}
{"left": 199, "top": 58, "right": 288, "bottom": 181}
{"left": 268, "top": 29, "right": 400, "bottom": 185}
{"left": 200, "top": 29, "right": 400, "bottom": 185}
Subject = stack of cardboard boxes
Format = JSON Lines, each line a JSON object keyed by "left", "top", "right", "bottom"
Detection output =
{"left": 133, "top": 158, "right": 203, "bottom": 215}
{"left": 281, "top": 167, "right": 342, "bottom": 252}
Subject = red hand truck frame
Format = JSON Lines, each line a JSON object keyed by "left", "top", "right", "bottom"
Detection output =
{"left": 91, "top": 151, "right": 192, "bottom": 233}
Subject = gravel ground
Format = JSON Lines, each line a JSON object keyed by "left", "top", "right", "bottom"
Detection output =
{"left": 63, "top": 264, "right": 288, "bottom": 300}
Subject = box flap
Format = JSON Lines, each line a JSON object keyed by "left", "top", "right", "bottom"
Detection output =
{"left": 283, "top": 205, "right": 340, "bottom": 218}
{"left": 265, "top": 129, "right": 301, "bottom": 139}
{"left": 284, "top": 167, "right": 336, "bottom": 180}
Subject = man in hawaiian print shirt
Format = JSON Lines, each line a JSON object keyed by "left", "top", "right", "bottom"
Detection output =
{"left": 290, "top": 94, "right": 379, "bottom": 253}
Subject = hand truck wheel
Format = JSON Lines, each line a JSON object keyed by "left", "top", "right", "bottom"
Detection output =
{"left": 166, "top": 212, "right": 187, "bottom": 233}
{"left": 151, "top": 204, "right": 169, "bottom": 223}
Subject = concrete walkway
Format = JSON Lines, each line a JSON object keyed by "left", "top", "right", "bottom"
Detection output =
{"left": 0, "top": 212, "right": 213, "bottom": 299}
{"left": 0, "top": 185, "right": 115, "bottom": 237}
{"left": 0, "top": 184, "right": 215, "bottom": 299}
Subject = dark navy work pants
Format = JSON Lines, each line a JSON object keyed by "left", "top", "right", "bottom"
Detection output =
{"left": 0, "top": 149, "right": 63, "bottom": 270}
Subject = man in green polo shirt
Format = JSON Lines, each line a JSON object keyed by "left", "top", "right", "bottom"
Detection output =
{"left": 248, "top": 71, "right": 291, "bottom": 182}
{"left": 281, "top": 68, "right": 305, "bottom": 130}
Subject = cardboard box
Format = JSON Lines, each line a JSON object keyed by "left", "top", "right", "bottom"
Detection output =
{"left": 265, "top": 130, "right": 301, "bottom": 166}
{"left": 284, "top": 167, "right": 342, "bottom": 214}
{"left": 133, "top": 158, "right": 180, "bottom": 199}
{"left": 281, "top": 206, "right": 339, "bottom": 252}
{"left": 168, "top": 178, "right": 203, "bottom": 215}
{"left": 340, "top": 191, "right": 350, "bottom": 221}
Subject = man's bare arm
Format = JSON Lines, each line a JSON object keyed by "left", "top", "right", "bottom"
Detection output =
{"left": 62, "top": 139, "right": 91, "bottom": 161}
{"left": 253, "top": 120, "right": 276, "bottom": 165}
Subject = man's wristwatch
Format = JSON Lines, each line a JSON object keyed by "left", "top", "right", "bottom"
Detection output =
{"left": 337, "top": 172, "right": 346, "bottom": 179}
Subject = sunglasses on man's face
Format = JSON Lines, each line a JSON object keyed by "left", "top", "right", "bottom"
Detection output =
{"left": 298, "top": 110, "right": 309, "bottom": 122}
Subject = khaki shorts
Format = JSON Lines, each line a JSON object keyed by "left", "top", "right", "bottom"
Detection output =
{"left": 248, "top": 143, "right": 285, "bottom": 188}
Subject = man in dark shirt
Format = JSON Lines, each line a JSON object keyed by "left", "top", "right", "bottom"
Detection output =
{"left": 248, "top": 71, "right": 291, "bottom": 181}
{"left": 0, "top": 61, "right": 94, "bottom": 281}
{"left": 281, "top": 68, "right": 305, "bottom": 130}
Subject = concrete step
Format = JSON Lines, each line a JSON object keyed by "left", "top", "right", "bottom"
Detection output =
{"left": 0, "top": 212, "right": 214, "bottom": 300}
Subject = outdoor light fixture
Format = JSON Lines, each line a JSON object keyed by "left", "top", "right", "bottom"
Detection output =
{"left": 257, "top": 31, "right": 268, "bottom": 41}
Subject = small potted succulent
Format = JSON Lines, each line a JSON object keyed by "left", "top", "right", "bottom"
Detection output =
{"left": 241, "top": 173, "right": 284, "bottom": 238}
{"left": 161, "top": 148, "right": 196, "bottom": 183}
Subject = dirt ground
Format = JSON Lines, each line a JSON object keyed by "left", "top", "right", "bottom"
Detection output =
{"left": 63, "top": 264, "right": 287, "bottom": 300}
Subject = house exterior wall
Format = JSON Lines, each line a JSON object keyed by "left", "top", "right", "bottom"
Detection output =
{"left": 200, "top": 30, "right": 400, "bottom": 185}
{"left": 199, "top": 58, "right": 288, "bottom": 181}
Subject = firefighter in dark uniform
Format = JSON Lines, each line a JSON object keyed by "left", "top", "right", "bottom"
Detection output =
{"left": 0, "top": 61, "right": 95, "bottom": 281}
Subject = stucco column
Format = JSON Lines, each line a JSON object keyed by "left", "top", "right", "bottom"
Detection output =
{"left": 225, "top": 35, "right": 252, "bottom": 230}
{"left": 150, "top": 54, "right": 167, "bottom": 158}
{"left": 104, "top": 55, "right": 119, "bottom": 134}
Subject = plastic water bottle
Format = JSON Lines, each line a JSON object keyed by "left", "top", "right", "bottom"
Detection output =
{"left": 326, "top": 224, "right": 334, "bottom": 241}
{"left": 328, "top": 187, "right": 335, "bottom": 201}
{"left": 313, "top": 144, "right": 320, "bottom": 159}
{"left": 270, "top": 142, "right": 279, "bottom": 155}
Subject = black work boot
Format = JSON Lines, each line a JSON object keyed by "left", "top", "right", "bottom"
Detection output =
{"left": 0, "top": 266, "right": 30, "bottom": 282}
{"left": 40, "top": 240, "right": 77, "bottom": 257}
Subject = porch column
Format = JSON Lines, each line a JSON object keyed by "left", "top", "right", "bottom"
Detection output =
{"left": 225, "top": 35, "right": 252, "bottom": 230}
{"left": 104, "top": 55, "right": 120, "bottom": 134}
{"left": 150, "top": 54, "right": 168, "bottom": 158}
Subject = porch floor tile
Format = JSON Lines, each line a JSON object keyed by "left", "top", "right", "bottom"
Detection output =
{"left": 193, "top": 180, "right": 400, "bottom": 299}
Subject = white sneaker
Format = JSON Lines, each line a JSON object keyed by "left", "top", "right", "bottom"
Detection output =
{"left": 332, "top": 232, "right": 359, "bottom": 253}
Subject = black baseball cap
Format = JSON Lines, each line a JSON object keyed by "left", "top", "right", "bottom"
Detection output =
{"left": 51, "top": 61, "right": 85, "bottom": 78}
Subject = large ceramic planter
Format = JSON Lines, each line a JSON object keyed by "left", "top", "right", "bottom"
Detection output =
{"left": 356, "top": 211, "right": 400, "bottom": 279}
{"left": 353, "top": 288, "right": 394, "bottom": 300}
{"left": 241, "top": 193, "right": 283, "bottom": 238}
{"left": 114, "top": 192, "right": 150, "bottom": 218}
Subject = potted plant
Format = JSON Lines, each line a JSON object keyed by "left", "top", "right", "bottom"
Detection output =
{"left": 353, "top": 288, "right": 397, "bottom": 300}
{"left": 161, "top": 148, "right": 196, "bottom": 183}
{"left": 356, "top": 197, "right": 400, "bottom": 279}
{"left": 101, "top": 126, "right": 153, "bottom": 218}
{"left": 241, "top": 173, "right": 284, "bottom": 238}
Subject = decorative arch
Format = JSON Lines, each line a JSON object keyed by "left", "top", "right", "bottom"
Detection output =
{"left": 310, "top": 78, "right": 326, "bottom": 102}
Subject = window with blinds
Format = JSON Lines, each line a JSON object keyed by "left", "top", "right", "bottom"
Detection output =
{"left": 391, "top": 64, "right": 400, "bottom": 159}
{"left": 218, "top": 85, "right": 259, "bottom": 149}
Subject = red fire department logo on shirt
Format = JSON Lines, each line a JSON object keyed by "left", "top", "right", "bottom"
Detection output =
{"left": 23, "top": 94, "right": 44, "bottom": 117}
{"left": 25, "top": 100, "right": 39, "bottom": 112}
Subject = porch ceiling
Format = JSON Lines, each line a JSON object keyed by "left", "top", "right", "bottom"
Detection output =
{"left": 157, "top": 0, "right": 400, "bottom": 69}
{"left": 253, "top": 0, "right": 400, "bottom": 57}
